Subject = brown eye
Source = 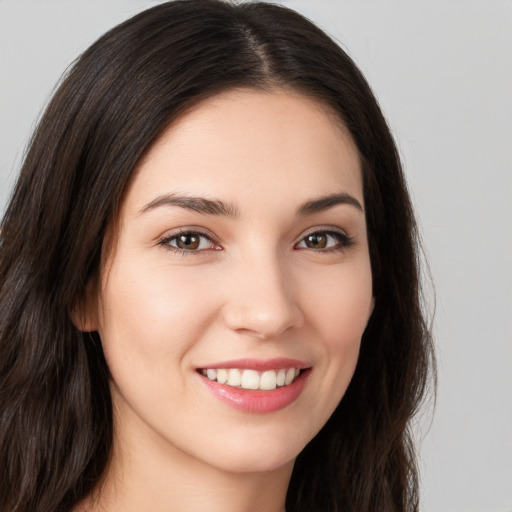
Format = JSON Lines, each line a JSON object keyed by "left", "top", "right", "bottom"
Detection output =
{"left": 176, "top": 233, "right": 200, "bottom": 250}
{"left": 296, "top": 230, "right": 353, "bottom": 252}
{"left": 304, "top": 233, "right": 328, "bottom": 249}
{"left": 160, "top": 231, "right": 217, "bottom": 253}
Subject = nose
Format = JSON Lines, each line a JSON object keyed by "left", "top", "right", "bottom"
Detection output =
{"left": 221, "top": 252, "right": 304, "bottom": 340}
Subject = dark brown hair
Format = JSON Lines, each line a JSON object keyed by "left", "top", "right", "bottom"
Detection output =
{"left": 0, "top": 1, "right": 434, "bottom": 511}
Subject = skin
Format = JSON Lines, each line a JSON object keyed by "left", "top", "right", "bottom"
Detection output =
{"left": 77, "top": 88, "right": 374, "bottom": 512}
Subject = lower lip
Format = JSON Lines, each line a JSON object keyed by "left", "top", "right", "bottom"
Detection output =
{"left": 199, "top": 370, "right": 310, "bottom": 414}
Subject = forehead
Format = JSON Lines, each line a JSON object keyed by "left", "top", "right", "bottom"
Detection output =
{"left": 124, "top": 88, "right": 363, "bottom": 214}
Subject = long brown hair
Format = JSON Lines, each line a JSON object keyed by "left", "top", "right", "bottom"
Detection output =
{"left": 0, "top": 1, "right": 435, "bottom": 511}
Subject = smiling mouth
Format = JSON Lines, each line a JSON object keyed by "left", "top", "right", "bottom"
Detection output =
{"left": 199, "top": 367, "right": 305, "bottom": 391}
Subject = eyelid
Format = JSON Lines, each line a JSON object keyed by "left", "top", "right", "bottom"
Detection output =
{"left": 157, "top": 225, "right": 219, "bottom": 242}
{"left": 296, "top": 225, "right": 350, "bottom": 243}
{"left": 299, "top": 225, "right": 348, "bottom": 238}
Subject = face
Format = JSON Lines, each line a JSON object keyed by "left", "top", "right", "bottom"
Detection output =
{"left": 86, "top": 89, "right": 373, "bottom": 476}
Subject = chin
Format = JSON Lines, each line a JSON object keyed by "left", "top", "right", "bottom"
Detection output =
{"left": 190, "top": 425, "right": 311, "bottom": 475}
{"left": 213, "top": 448, "right": 297, "bottom": 475}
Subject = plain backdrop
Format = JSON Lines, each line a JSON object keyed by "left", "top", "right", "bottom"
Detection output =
{"left": 1, "top": 1, "right": 511, "bottom": 511}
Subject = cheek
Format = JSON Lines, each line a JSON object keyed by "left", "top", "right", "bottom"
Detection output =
{"left": 325, "top": 270, "right": 372, "bottom": 374}
{"left": 303, "top": 257, "right": 373, "bottom": 342}
{"left": 299, "top": 259, "right": 372, "bottom": 421}
{"left": 97, "top": 259, "right": 219, "bottom": 375}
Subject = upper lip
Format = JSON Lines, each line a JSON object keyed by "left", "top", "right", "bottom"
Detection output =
{"left": 197, "top": 357, "right": 311, "bottom": 372}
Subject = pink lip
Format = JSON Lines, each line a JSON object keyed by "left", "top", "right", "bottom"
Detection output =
{"left": 197, "top": 357, "right": 311, "bottom": 371}
{"left": 197, "top": 361, "right": 311, "bottom": 414}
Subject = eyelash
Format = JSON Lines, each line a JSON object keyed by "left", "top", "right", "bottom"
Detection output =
{"left": 158, "top": 228, "right": 354, "bottom": 255}
{"left": 295, "top": 229, "right": 354, "bottom": 253}
{"left": 158, "top": 229, "right": 220, "bottom": 256}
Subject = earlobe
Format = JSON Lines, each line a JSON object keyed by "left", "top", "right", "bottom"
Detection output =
{"left": 71, "top": 276, "right": 100, "bottom": 332}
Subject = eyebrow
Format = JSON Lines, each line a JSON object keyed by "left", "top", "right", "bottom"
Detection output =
{"left": 139, "top": 194, "right": 240, "bottom": 218}
{"left": 139, "top": 191, "right": 363, "bottom": 218}
{"left": 297, "top": 193, "right": 364, "bottom": 215}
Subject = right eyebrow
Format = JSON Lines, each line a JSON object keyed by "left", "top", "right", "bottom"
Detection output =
{"left": 138, "top": 194, "right": 240, "bottom": 219}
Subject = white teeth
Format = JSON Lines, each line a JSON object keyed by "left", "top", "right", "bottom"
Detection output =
{"left": 216, "top": 369, "right": 228, "bottom": 384}
{"left": 227, "top": 368, "right": 242, "bottom": 387}
{"left": 260, "top": 370, "right": 277, "bottom": 390}
{"left": 201, "top": 367, "right": 303, "bottom": 390}
{"left": 285, "top": 368, "right": 295, "bottom": 386}
{"left": 241, "top": 369, "right": 260, "bottom": 390}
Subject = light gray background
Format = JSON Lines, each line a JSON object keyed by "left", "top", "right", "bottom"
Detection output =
{"left": 1, "top": 1, "right": 511, "bottom": 511}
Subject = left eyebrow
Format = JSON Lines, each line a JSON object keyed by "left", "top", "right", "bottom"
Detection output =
{"left": 297, "top": 193, "right": 364, "bottom": 216}
{"left": 139, "top": 194, "right": 239, "bottom": 218}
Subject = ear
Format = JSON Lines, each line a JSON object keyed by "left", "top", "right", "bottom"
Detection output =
{"left": 71, "top": 276, "right": 100, "bottom": 332}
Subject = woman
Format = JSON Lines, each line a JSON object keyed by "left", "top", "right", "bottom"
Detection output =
{"left": 0, "top": 1, "right": 434, "bottom": 511}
